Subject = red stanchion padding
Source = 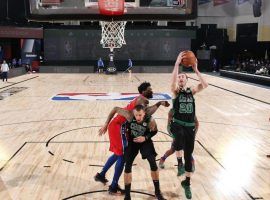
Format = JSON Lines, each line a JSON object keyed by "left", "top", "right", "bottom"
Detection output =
{"left": 98, "top": 0, "right": 125, "bottom": 16}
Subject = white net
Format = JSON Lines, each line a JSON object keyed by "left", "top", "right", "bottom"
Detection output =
{"left": 100, "top": 21, "right": 127, "bottom": 52}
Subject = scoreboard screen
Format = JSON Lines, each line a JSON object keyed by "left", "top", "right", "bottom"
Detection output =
{"left": 25, "top": 0, "right": 197, "bottom": 21}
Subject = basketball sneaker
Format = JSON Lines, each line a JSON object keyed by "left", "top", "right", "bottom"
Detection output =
{"left": 108, "top": 184, "right": 125, "bottom": 195}
{"left": 94, "top": 173, "right": 108, "bottom": 185}
{"left": 155, "top": 192, "right": 167, "bottom": 200}
{"left": 181, "top": 180, "right": 192, "bottom": 199}
{"left": 177, "top": 164, "right": 185, "bottom": 176}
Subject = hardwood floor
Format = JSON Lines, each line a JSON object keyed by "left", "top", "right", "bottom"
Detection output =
{"left": 0, "top": 73, "right": 269, "bottom": 200}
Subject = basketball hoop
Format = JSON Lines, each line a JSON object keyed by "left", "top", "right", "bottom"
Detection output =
{"left": 100, "top": 21, "right": 127, "bottom": 52}
{"left": 98, "top": 0, "right": 126, "bottom": 52}
{"left": 98, "top": 0, "right": 126, "bottom": 74}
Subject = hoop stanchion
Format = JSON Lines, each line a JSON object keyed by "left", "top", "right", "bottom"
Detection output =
{"left": 100, "top": 20, "right": 127, "bottom": 74}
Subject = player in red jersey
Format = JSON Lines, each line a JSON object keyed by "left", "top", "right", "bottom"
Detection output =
{"left": 94, "top": 82, "right": 169, "bottom": 195}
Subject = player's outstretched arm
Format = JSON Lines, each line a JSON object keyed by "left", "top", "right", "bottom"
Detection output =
{"left": 136, "top": 95, "right": 149, "bottom": 107}
{"left": 98, "top": 107, "right": 132, "bottom": 135}
{"left": 146, "top": 101, "right": 170, "bottom": 116}
{"left": 114, "top": 107, "right": 133, "bottom": 122}
{"left": 191, "top": 60, "right": 208, "bottom": 95}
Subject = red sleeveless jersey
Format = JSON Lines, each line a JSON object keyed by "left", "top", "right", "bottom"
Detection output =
{"left": 111, "top": 95, "right": 142, "bottom": 124}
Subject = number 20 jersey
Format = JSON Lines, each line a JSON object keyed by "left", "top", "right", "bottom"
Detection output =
{"left": 172, "top": 87, "right": 195, "bottom": 123}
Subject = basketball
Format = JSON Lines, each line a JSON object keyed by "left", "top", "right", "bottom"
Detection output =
{"left": 181, "top": 51, "right": 197, "bottom": 67}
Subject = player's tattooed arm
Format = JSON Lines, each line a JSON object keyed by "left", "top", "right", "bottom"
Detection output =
{"left": 145, "top": 101, "right": 170, "bottom": 116}
{"left": 114, "top": 107, "right": 133, "bottom": 122}
{"left": 136, "top": 95, "right": 149, "bottom": 106}
{"left": 99, "top": 107, "right": 117, "bottom": 135}
{"left": 149, "top": 117, "right": 158, "bottom": 132}
{"left": 98, "top": 107, "right": 132, "bottom": 135}
{"left": 146, "top": 118, "right": 158, "bottom": 139}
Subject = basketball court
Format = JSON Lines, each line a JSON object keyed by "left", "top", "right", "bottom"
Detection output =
{"left": 0, "top": 0, "right": 270, "bottom": 199}
{"left": 0, "top": 73, "right": 269, "bottom": 199}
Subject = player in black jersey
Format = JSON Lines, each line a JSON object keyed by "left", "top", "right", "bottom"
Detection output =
{"left": 107, "top": 104, "right": 166, "bottom": 200}
{"left": 171, "top": 51, "right": 208, "bottom": 199}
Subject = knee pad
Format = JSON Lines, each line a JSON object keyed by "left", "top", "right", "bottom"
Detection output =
{"left": 171, "top": 141, "right": 176, "bottom": 152}
{"left": 147, "top": 156, "right": 158, "bottom": 171}
{"left": 174, "top": 138, "right": 183, "bottom": 151}
{"left": 184, "top": 154, "right": 193, "bottom": 172}
{"left": 124, "top": 162, "right": 132, "bottom": 173}
{"left": 124, "top": 165, "right": 132, "bottom": 173}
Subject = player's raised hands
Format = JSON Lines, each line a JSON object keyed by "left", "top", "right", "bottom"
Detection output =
{"left": 176, "top": 51, "right": 186, "bottom": 65}
{"left": 191, "top": 58, "right": 198, "bottom": 72}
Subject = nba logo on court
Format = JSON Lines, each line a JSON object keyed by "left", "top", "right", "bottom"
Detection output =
{"left": 51, "top": 93, "right": 171, "bottom": 101}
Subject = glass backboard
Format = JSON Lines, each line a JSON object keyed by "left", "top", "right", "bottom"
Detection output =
{"left": 25, "top": 0, "right": 197, "bottom": 21}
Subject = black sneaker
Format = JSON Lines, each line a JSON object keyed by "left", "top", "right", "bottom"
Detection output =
{"left": 155, "top": 193, "right": 167, "bottom": 200}
{"left": 94, "top": 173, "right": 108, "bottom": 185}
{"left": 108, "top": 184, "right": 125, "bottom": 195}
